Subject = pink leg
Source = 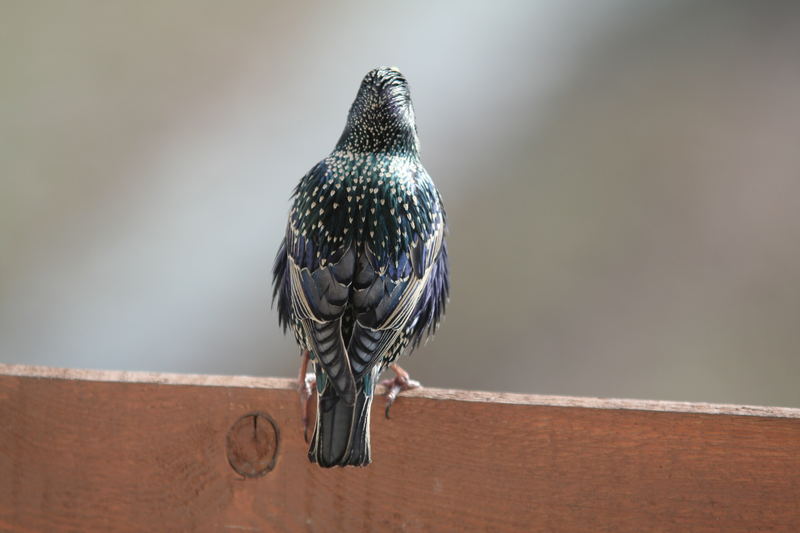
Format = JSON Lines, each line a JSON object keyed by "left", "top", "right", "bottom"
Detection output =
{"left": 296, "top": 350, "right": 316, "bottom": 443}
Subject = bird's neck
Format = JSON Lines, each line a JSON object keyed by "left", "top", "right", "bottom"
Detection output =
{"left": 335, "top": 112, "right": 420, "bottom": 157}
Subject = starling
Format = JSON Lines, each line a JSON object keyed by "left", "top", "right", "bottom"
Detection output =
{"left": 272, "top": 67, "right": 449, "bottom": 467}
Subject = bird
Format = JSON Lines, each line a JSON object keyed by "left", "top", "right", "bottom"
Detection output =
{"left": 272, "top": 67, "right": 449, "bottom": 467}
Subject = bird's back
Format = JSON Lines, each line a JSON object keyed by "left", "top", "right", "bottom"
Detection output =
{"left": 280, "top": 148, "right": 446, "bottom": 355}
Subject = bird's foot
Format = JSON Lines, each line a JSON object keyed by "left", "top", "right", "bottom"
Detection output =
{"left": 380, "top": 363, "right": 420, "bottom": 419}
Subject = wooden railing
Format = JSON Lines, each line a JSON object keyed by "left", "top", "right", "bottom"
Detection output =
{"left": 1, "top": 364, "right": 799, "bottom": 532}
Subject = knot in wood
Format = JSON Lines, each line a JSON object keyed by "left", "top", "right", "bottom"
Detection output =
{"left": 226, "top": 412, "right": 279, "bottom": 478}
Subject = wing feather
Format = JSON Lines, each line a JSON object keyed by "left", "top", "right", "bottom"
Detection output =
{"left": 347, "top": 222, "right": 445, "bottom": 380}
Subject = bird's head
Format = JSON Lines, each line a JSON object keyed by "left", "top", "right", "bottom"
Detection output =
{"left": 336, "top": 67, "right": 419, "bottom": 155}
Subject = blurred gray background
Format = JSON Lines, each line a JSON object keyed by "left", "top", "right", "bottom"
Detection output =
{"left": 2, "top": 1, "right": 799, "bottom": 407}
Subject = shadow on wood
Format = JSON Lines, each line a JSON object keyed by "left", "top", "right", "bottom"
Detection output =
{"left": 1, "top": 364, "right": 799, "bottom": 532}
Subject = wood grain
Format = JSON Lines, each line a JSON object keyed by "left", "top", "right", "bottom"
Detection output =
{"left": 1, "top": 364, "right": 799, "bottom": 532}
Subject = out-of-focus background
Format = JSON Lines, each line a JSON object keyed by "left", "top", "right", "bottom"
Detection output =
{"left": 2, "top": 1, "right": 799, "bottom": 407}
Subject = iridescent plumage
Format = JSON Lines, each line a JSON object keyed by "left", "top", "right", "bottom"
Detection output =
{"left": 272, "top": 67, "right": 448, "bottom": 467}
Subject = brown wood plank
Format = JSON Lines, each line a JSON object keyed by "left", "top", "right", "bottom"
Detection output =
{"left": 1, "top": 364, "right": 799, "bottom": 532}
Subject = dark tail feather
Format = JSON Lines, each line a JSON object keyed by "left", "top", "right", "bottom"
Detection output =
{"left": 343, "top": 378, "right": 375, "bottom": 466}
{"left": 309, "top": 366, "right": 378, "bottom": 467}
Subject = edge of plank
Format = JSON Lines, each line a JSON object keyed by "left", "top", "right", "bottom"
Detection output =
{"left": 2, "top": 363, "right": 799, "bottom": 419}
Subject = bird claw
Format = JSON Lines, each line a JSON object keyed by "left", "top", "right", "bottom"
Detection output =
{"left": 381, "top": 373, "right": 421, "bottom": 419}
{"left": 298, "top": 372, "right": 316, "bottom": 443}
